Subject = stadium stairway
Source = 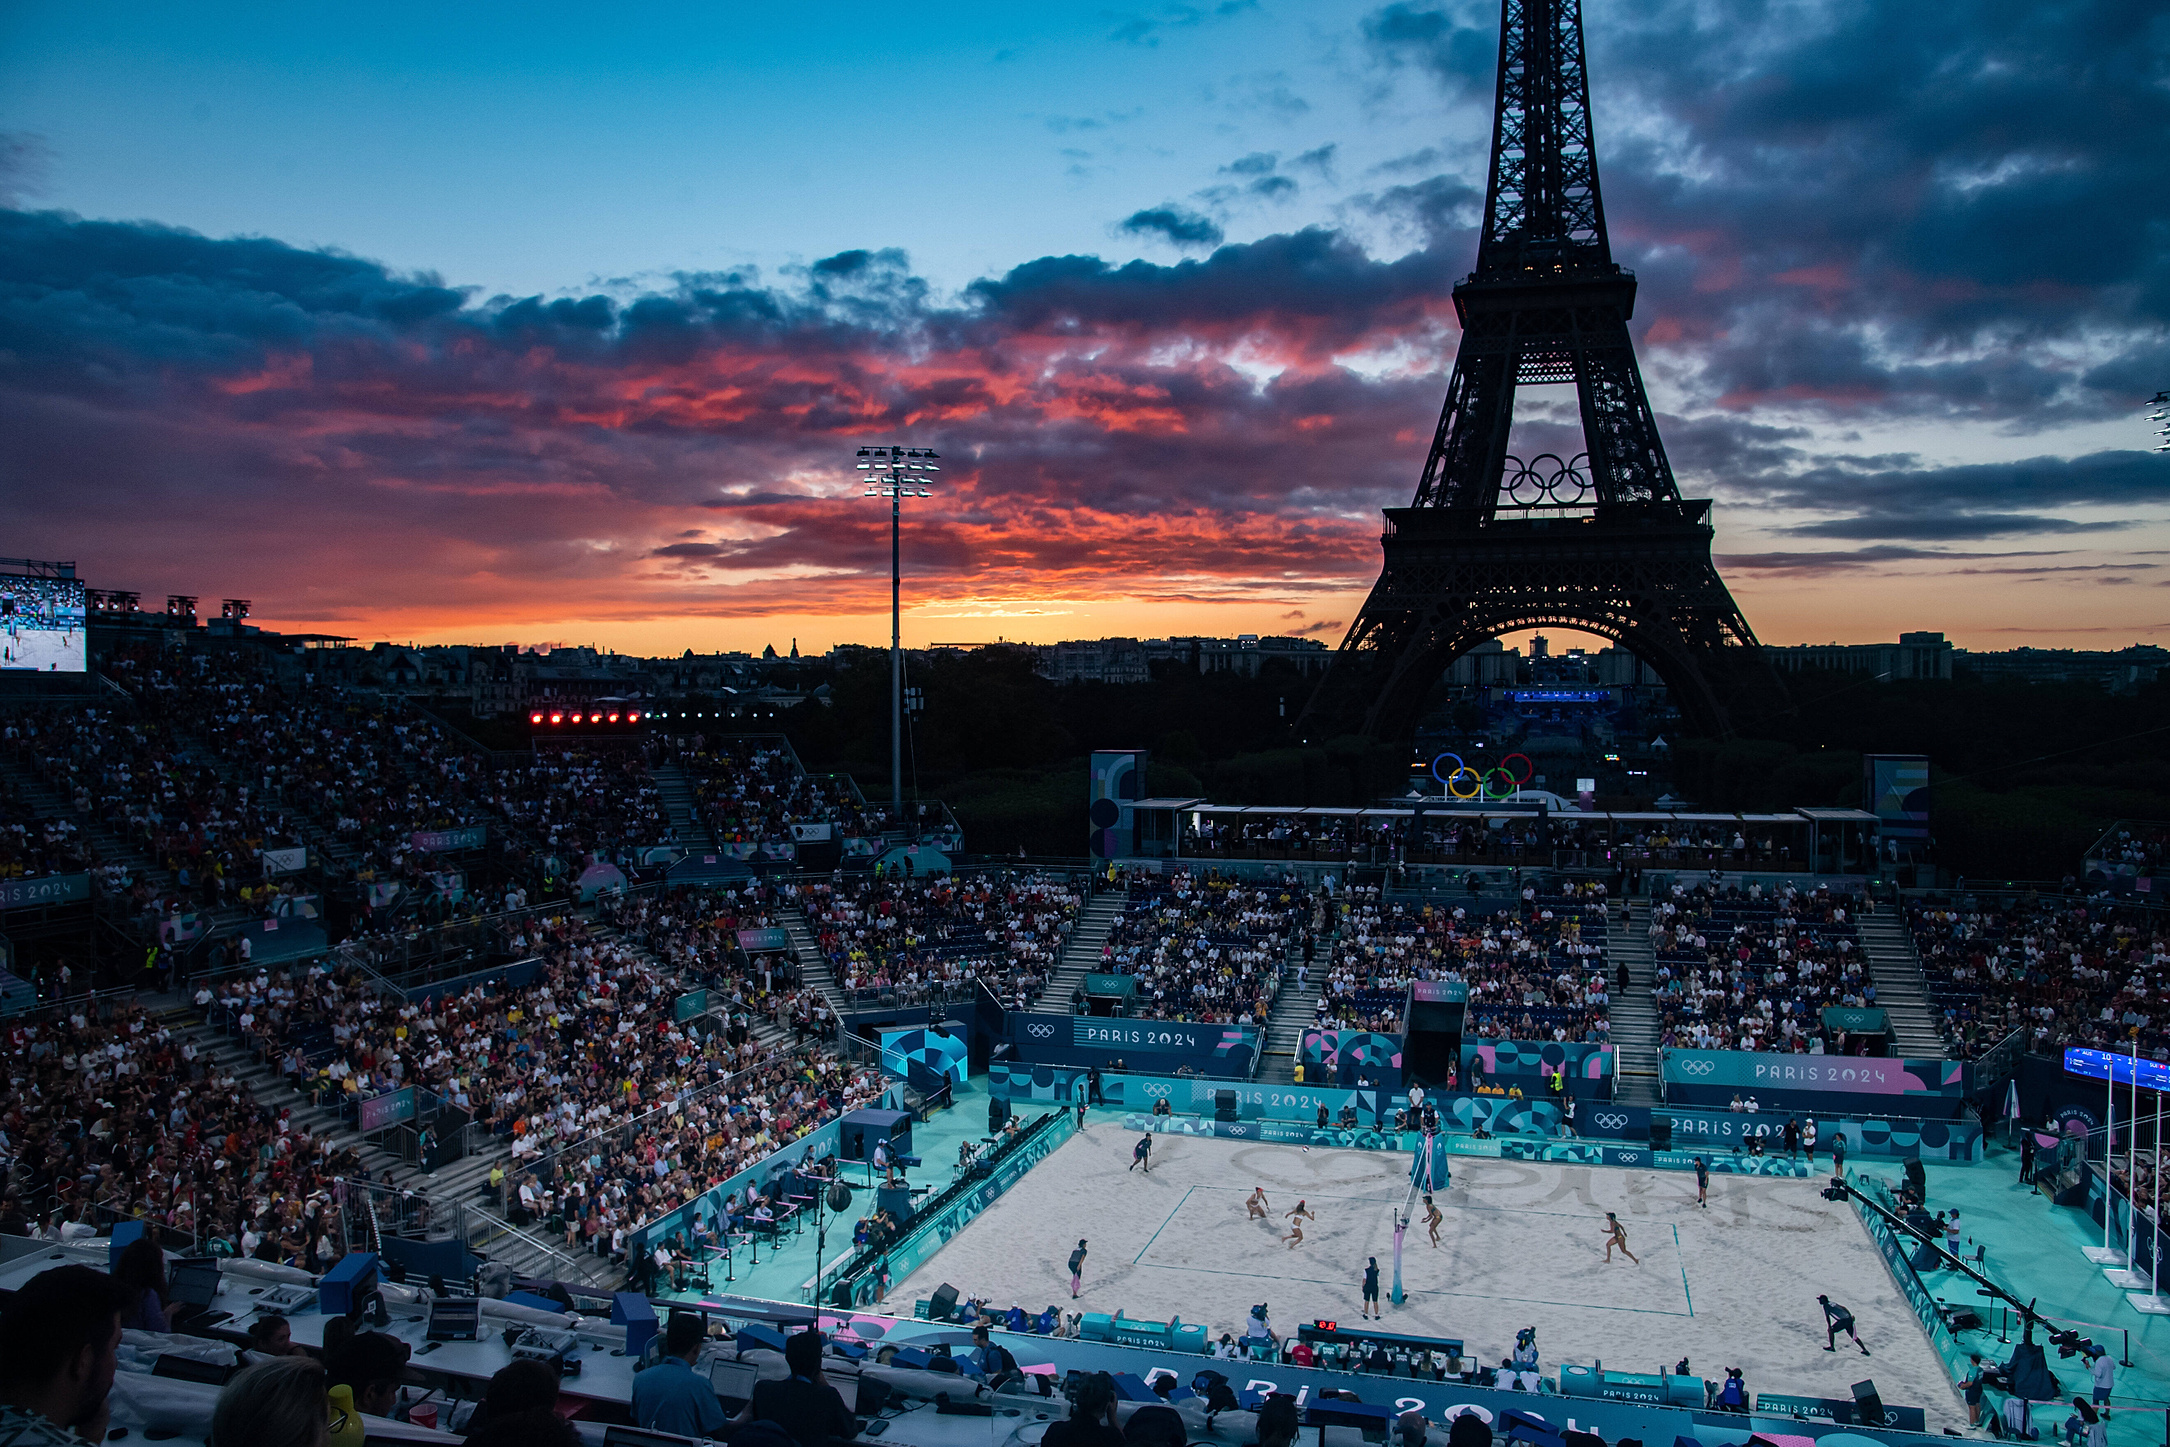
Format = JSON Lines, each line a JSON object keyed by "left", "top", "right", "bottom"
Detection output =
{"left": 0, "top": 754, "right": 176, "bottom": 900}
{"left": 157, "top": 994, "right": 410, "bottom": 1190}
{"left": 652, "top": 762, "right": 711, "bottom": 848}
{"left": 1256, "top": 947, "right": 1322, "bottom": 1085}
{"left": 1854, "top": 907, "right": 1947, "bottom": 1056}
{"left": 1605, "top": 909, "right": 1663, "bottom": 1106}
{"left": 779, "top": 905, "right": 848, "bottom": 1023}
{"left": 1042, "top": 890, "right": 1127, "bottom": 1009}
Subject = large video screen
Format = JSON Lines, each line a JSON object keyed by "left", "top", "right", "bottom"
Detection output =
{"left": 0, "top": 576, "right": 87, "bottom": 673}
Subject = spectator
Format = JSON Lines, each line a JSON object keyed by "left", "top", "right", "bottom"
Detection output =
{"left": 0, "top": 1264, "right": 132, "bottom": 1444}
{"left": 211, "top": 1356, "right": 328, "bottom": 1447}
{"left": 1043, "top": 1374, "right": 1124, "bottom": 1447}
{"left": 740, "top": 1330, "right": 854, "bottom": 1447}
{"left": 1446, "top": 1411, "right": 1493, "bottom": 1447}
{"left": 1253, "top": 1395, "right": 1302, "bottom": 1447}
{"left": 631, "top": 1314, "right": 726, "bottom": 1439}
{"left": 324, "top": 1332, "right": 411, "bottom": 1420}
{"left": 246, "top": 1318, "right": 304, "bottom": 1358}
{"left": 112, "top": 1237, "right": 170, "bottom": 1333}
{"left": 464, "top": 1410, "right": 580, "bottom": 1447}
{"left": 462, "top": 1360, "right": 561, "bottom": 1443}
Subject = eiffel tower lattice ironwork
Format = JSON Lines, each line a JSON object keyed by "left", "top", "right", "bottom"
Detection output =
{"left": 1299, "top": 0, "right": 1782, "bottom": 743}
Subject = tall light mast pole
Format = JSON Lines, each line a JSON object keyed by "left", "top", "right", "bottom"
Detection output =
{"left": 857, "top": 446, "right": 939, "bottom": 817}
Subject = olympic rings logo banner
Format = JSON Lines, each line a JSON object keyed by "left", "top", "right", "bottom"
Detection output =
{"left": 1662, "top": 1050, "right": 1966, "bottom": 1098}
{"left": 1428, "top": 751, "right": 1536, "bottom": 800}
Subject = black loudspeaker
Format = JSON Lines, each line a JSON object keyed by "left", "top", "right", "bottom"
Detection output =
{"left": 1215, "top": 1091, "right": 1238, "bottom": 1122}
{"left": 827, "top": 1181, "right": 854, "bottom": 1212}
{"left": 1649, "top": 1118, "right": 1672, "bottom": 1150}
{"left": 929, "top": 1283, "right": 960, "bottom": 1322}
{"left": 1850, "top": 1380, "right": 1885, "bottom": 1427}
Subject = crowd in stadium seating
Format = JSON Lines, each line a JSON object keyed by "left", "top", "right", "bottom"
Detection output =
{"left": 600, "top": 881, "right": 837, "bottom": 1043}
{"left": 1097, "top": 871, "right": 1308, "bottom": 1023}
{"left": 1319, "top": 883, "right": 1613, "bottom": 1043}
{"left": 675, "top": 738, "right": 894, "bottom": 850}
{"left": 9, "top": 687, "right": 310, "bottom": 918}
{"left": 1649, "top": 882, "right": 1870, "bottom": 1053}
{"left": 184, "top": 898, "right": 883, "bottom": 1259}
{"left": 1908, "top": 894, "right": 2170, "bottom": 1058}
{"left": 0, "top": 995, "right": 364, "bottom": 1264}
{"left": 2093, "top": 825, "right": 2170, "bottom": 878}
{"left": 0, "top": 779, "right": 87, "bottom": 881}
{"left": 802, "top": 872, "right": 1081, "bottom": 1007}
{"left": 481, "top": 747, "right": 670, "bottom": 863}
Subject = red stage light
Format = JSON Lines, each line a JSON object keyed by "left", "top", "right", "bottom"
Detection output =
{"left": 628, "top": 711, "right": 641, "bottom": 722}
{"left": 530, "top": 712, "right": 543, "bottom": 724}
{"left": 607, "top": 713, "right": 620, "bottom": 723}
{"left": 550, "top": 713, "right": 563, "bottom": 724}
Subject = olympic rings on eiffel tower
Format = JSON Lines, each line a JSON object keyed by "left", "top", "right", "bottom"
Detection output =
{"left": 1482, "top": 768, "right": 1518, "bottom": 799}
{"left": 1500, "top": 753, "right": 1535, "bottom": 785}
{"left": 1446, "top": 767, "right": 1485, "bottom": 799}
{"left": 1428, "top": 751, "right": 1466, "bottom": 785}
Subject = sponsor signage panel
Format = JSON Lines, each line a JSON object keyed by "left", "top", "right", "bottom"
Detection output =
{"left": 358, "top": 1087, "right": 417, "bottom": 1133}
{"left": 409, "top": 826, "right": 486, "bottom": 853}
{"left": 0, "top": 873, "right": 89, "bottom": 910}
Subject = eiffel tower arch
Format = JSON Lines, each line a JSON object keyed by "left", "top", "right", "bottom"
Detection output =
{"left": 1300, "top": 0, "right": 1784, "bottom": 744}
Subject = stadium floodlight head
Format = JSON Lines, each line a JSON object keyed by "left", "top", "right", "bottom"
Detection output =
{"left": 855, "top": 444, "right": 942, "bottom": 814}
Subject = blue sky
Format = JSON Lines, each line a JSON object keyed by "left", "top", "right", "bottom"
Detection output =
{"left": 3, "top": 0, "right": 1454, "bottom": 297}
{"left": 2, "top": 0, "right": 2166, "bottom": 654}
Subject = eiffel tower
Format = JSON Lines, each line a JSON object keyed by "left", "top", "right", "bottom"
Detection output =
{"left": 1299, "top": 0, "right": 1781, "bottom": 743}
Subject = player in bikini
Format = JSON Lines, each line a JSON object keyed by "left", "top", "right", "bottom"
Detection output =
{"left": 1424, "top": 1194, "right": 1444, "bottom": 1246}
{"left": 1247, "top": 1186, "right": 1270, "bottom": 1220}
{"left": 1283, "top": 1200, "right": 1317, "bottom": 1248}
{"left": 1601, "top": 1211, "right": 1639, "bottom": 1264}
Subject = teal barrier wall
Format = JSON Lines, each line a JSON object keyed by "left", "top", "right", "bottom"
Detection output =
{"left": 1664, "top": 1051, "right": 1969, "bottom": 1119}
{"left": 826, "top": 1110, "right": 1078, "bottom": 1305}
{"left": 806, "top": 1305, "right": 1954, "bottom": 1447}
{"left": 990, "top": 1065, "right": 1964, "bottom": 1159}
{"left": 1297, "top": 1029, "right": 1402, "bottom": 1077}
{"left": 1849, "top": 1172, "right": 1990, "bottom": 1418}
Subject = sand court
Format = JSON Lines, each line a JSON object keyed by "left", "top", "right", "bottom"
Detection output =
{"left": 880, "top": 1126, "right": 1961, "bottom": 1430}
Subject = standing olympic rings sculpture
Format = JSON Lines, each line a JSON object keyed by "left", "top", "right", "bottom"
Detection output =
{"left": 1431, "top": 751, "right": 1536, "bottom": 799}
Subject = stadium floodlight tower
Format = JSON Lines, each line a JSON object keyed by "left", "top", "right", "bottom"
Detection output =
{"left": 858, "top": 446, "right": 939, "bottom": 817}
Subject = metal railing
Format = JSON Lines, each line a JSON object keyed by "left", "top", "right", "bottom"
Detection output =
{"left": 465, "top": 1202, "right": 621, "bottom": 1289}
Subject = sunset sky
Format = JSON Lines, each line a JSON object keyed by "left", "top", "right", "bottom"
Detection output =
{"left": 2, "top": 0, "right": 2166, "bottom": 657}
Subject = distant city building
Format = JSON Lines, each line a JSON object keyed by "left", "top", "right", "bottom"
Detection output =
{"left": 1956, "top": 643, "right": 2167, "bottom": 692}
{"left": 1041, "top": 637, "right": 1151, "bottom": 685}
{"left": 1447, "top": 639, "right": 1520, "bottom": 685}
{"left": 1767, "top": 631, "right": 1955, "bottom": 681}
{"left": 1145, "top": 634, "right": 1333, "bottom": 679}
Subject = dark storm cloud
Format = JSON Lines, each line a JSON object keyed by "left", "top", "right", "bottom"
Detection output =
{"left": 0, "top": 206, "right": 1447, "bottom": 624}
{"left": 1119, "top": 206, "right": 1226, "bottom": 249}
{"left": 1737, "top": 451, "right": 2170, "bottom": 534}
{"left": 1715, "top": 546, "right": 2075, "bottom": 576}
{"left": 1364, "top": 0, "right": 1497, "bottom": 103}
{"left": 1366, "top": 0, "right": 2170, "bottom": 427}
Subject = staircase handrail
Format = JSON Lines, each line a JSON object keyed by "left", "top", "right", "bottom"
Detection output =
{"left": 466, "top": 1201, "right": 615, "bottom": 1287}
